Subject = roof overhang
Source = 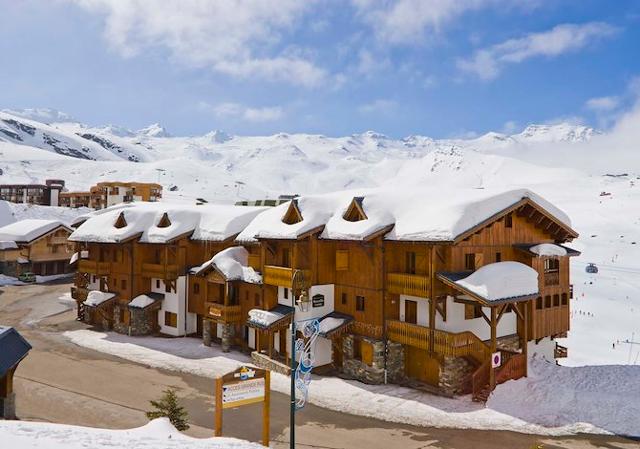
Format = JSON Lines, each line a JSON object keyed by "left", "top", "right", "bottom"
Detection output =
{"left": 436, "top": 271, "right": 538, "bottom": 306}
{"left": 513, "top": 243, "right": 581, "bottom": 257}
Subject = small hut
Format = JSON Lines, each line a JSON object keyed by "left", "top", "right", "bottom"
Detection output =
{"left": 0, "top": 326, "right": 32, "bottom": 419}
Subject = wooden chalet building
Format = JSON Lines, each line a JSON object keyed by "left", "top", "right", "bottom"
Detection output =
{"left": 0, "top": 219, "right": 74, "bottom": 277}
{"left": 69, "top": 188, "right": 578, "bottom": 399}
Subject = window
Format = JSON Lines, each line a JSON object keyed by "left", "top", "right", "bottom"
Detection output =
{"left": 544, "top": 258, "right": 560, "bottom": 273}
{"left": 464, "top": 253, "right": 475, "bottom": 271}
{"left": 282, "top": 248, "right": 290, "bottom": 267}
{"left": 336, "top": 250, "right": 349, "bottom": 271}
{"left": 545, "top": 295, "right": 551, "bottom": 308}
{"left": 561, "top": 293, "right": 568, "bottom": 306}
{"left": 156, "top": 279, "right": 161, "bottom": 289}
{"left": 356, "top": 295, "right": 365, "bottom": 311}
{"left": 164, "top": 311, "right": 177, "bottom": 327}
{"left": 406, "top": 251, "right": 416, "bottom": 274}
{"left": 536, "top": 296, "right": 543, "bottom": 310}
{"left": 465, "top": 304, "right": 483, "bottom": 319}
{"left": 495, "top": 252, "right": 502, "bottom": 262}
{"left": 553, "top": 294, "right": 560, "bottom": 307}
{"left": 121, "top": 279, "right": 127, "bottom": 290}
{"left": 193, "top": 283, "right": 200, "bottom": 294}
{"left": 341, "top": 292, "right": 348, "bottom": 305}
{"left": 165, "top": 282, "right": 173, "bottom": 294}
{"left": 504, "top": 213, "right": 513, "bottom": 228}
{"left": 283, "top": 288, "right": 288, "bottom": 300}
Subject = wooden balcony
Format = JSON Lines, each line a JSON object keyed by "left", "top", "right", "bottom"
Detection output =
{"left": 544, "top": 271, "right": 560, "bottom": 286}
{"left": 141, "top": 263, "right": 179, "bottom": 280}
{"left": 263, "top": 265, "right": 311, "bottom": 289}
{"left": 78, "top": 260, "right": 111, "bottom": 275}
{"left": 386, "top": 320, "right": 490, "bottom": 363}
{"left": 206, "top": 303, "right": 243, "bottom": 323}
{"left": 387, "top": 272, "right": 429, "bottom": 298}
{"left": 532, "top": 305, "right": 569, "bottom": 339}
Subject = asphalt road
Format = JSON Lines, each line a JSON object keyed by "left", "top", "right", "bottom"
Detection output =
{"left": 0, "top": 281, "right": 637, "bottom": 449}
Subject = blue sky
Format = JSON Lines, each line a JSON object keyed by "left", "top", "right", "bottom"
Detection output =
{"left": 1, "top": 0, "right": 639, "bottom": 138}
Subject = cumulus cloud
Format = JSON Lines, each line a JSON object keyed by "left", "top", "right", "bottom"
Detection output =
{"left": 212, "top": 102, "right": 283, "bottom": 122}
{"left": 585, "top": 96, "right": 620, "bottom": 112}
{"left": 457, "top": 22, "right": 619, "bottom": 80}
{"left": 69, "top": 0, "right": 328, "bottom": 87}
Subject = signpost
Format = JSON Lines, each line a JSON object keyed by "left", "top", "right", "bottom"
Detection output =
{"left": 215, "top": 366, "right": 270, "bottom": 447}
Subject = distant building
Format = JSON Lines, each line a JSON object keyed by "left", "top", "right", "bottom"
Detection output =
{"left": 59, "top": 182, "right": 163, "bottom": 210}
{"left": 235, "top": 194, "right": 296, "bottom": 207}
{"left": 0, "top": 219, "right": 73, "bottom": 276}
{"left": 0, "top": 179, "right": 65, "bottom": 206}
{"left": 0, "top": 326, "right": 31, "bottom": 419}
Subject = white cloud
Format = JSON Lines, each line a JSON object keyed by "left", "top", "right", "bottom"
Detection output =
{"left": 458, "top": 22, "right": 619, "bottom": 80}
{"left": 358, "top": 99, "right": 396, "bottom": 114}
{"left": 585, "top": 96, "right": 620, "bottom": 112}
{"left": 69, "top": 0, "right": 328, "bottom": 87}
{"left": 212, "top": 102, "right": 283, "bottom": 122}
{"left": 351, "top": 0, "right": 491, "bottom": 45}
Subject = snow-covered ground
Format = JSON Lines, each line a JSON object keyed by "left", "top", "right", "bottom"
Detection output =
{"left": 0, "top": 273, "right": 73, "bottom": 287}
{"left": 0, "top": 417, "right": 261, "bottom": 449}
{"left": 64, "top": 329, "right": 640, "bottom": 437}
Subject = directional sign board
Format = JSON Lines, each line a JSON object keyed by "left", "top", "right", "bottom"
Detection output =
{"left": 215, "top": 365, "right": 270, "bottom": 447}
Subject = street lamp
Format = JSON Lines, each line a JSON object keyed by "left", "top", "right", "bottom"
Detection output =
{"left": 289, "top": 270, "right": 308, "bottom": 449}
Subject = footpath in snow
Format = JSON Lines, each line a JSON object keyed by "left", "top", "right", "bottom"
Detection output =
{"left": 0, "top": 417, "right": 261, "bottom": 449}
{"left": 63, "top": 329, "right": 635, "bottom": 437}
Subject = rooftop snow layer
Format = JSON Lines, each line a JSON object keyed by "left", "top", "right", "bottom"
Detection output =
{"left": 0, "top": 219, "right": 68, "bottom": 243}
{"left": 69, "top": 202, "right": 267, "bottom": 243}
{"left": 238, "top": 187, "right": 573, "bottom": 242}
{"left": 191, "top": 247, "right": 262, "bottom": 284}
{"left": 83, "top": 291, "right": 116, "bottom": 307}
{"left": 0, "top": 241, "right": 18, "bottom": 250}
{"left": 128, "top": 294, "right": 161, "bottom": 309}
{"left": 456, "top": 262, "right": 539, "bottom": 302}
{"left": 529, "top": 243, "right": 568, "bottom": 257}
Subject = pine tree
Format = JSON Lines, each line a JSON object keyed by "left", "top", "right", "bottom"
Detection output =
{"left": 146, "top": 388, "right": 190, "bottom": 431}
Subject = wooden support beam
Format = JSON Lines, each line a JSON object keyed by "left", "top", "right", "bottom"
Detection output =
{"left": 490, "top": 307, "right": 497, "bottom": 390}
{"left": 496, "top": 304, "right": 508, "bottom": 324}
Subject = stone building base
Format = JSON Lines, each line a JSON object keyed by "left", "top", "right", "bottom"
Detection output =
{"left": 221, "top": 324, "right": 235, "bottom": 352}
{"left": 128, "top": 307, "right": 157, "bottom": 336}
{"left": 439, "top": 356, "right": 475, "bottom": 396}
{"left": 386, "top": 341, "right": 405, "bottom": 383}
{"left": 342, "top": 334, "right": 386, "bottom": 384}
{"left": 112, "top": 303, "right": 128, "bottom": 334}
{"left": 203, "top": 319, "right": 212, "bottom": 347}
{"left": 0, "top": 392, "right": 16, "bottom": 419}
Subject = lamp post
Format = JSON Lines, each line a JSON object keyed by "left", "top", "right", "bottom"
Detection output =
{"left": 290, "top": 270, "right": 309, "bottom": 449}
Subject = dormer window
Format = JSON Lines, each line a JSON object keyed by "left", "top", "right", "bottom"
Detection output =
{"left": 157, "top": 212, "right": 171, "bottom": 228}
{"left": 343, "top": 197, "right": 367, "bottom": 222}
{"left": 114, "top": 212, "right": 127, "bottom": 229}
{"left": 282, "top": 199, "right": 303, "bottom": 225}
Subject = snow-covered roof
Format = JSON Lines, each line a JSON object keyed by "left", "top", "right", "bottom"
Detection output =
{"left": 247, "top": 305, "right": 293, "bottom": 329}
{"left": 443, "top": 262, "right": 539, "bottom": 303}
{"left": 237, "top": 187, "right": 574, "bottom": 243}
{"left": 0, "top": 241, "right": 18, "bottom": 250}
{"left": 128, "top": 293, "right": 162, "bottom": 309}
{"left": 191, "top": 247, "right": 262, "bottom": 284}
{"left": 69, "top": 250, "right": 89, "bottom": 265}
{"left": 83, "top": 290, "right": 116, "bottom": 307}
{"left": 0, "top": 219, "right": 70, "bottom": 243}
{"left": 529, "top": 243, "right": 567, "bottom": 257}
{"left": 69, "top": 202, "right": 267, "bottom": 244}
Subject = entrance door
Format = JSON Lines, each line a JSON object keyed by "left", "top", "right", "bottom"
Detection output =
{"left": 405, "top": 299, "right": 418, "bottom": 324}
{"left": 406, "top": 346, "right": 439, "bottom": 386}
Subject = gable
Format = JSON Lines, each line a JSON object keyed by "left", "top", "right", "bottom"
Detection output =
{"left": 282, "top": 199, "right": 303, "bottom": 225}
{"left": 343, "top": 197, "right": 367, "bottom": 222}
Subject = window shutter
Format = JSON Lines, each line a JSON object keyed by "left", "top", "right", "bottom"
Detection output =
{"left": 336, "top": 250, "right": 349, "bottom": 271}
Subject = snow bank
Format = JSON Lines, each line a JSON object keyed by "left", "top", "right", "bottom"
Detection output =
{"left": 83, "top": 291, "right": 116, "bottom": 307}
{"left": 456, "top": 262, "right": 539, "bottom": 301}
{"left": 192, "top": 247, "right": 262, "bottom": 283}
{"left": 489, "top": 357, "right": 640, "bottom": 437}
{"left": 530, "top": 243, "right": 568, "bottom": 257}
{"left": 63, "top": 329, "right": 607, "bottom": 436}
{"left": 0, "top": 417, "right": 261, "bottom": 449}
{"left": 0, "top": 219, "right": 69, "bottom": 243}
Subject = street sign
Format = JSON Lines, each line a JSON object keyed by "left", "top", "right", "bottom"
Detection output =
{"left": 491, "top": 351, "right": 502, "bottom": 368}
{"left": 215, "top": 365, "right": 270, "bottom": 447}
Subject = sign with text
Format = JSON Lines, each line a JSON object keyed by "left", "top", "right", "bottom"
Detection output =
{"left": 215, "top": 366, "right": 270, "bottom": 447}
{"left": 312, "top": 294, "right": 325, "bottom": 308}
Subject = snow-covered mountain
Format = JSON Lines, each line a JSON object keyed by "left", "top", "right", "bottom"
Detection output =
{"left": 0, "top": 107, "right": 639, "bottom": 367}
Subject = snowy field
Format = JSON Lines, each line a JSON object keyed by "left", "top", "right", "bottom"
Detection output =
{"left": 63, "top": 329, "right": 639, "bottom": 437}
{"left": 0, "top": 418, "right": 261, "bottom": 449}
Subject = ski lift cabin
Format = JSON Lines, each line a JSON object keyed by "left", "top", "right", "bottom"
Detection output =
{"left": 585, "top": 263, "right": 598, "bottom": 274}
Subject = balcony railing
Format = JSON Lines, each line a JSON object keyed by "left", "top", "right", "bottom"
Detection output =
{"left": 386, "top": 320, "right": 490, "bottom": 364}
{"left": 387, "top": 272, "right": 429, "bottom": 297}
{"left": 78, "top": 260, "right": 111, "bottom": 275}
{"left": 207, "top": 303, "right": 243, "bottom": 323}
{"left": 263, "top": 265, "right": 311, "bottom": 289}
{"left": 141, "top": 263, "right": 179, "bottom": 280}
{"left": 544, "top": 271, "right": 560, "bottom": 286}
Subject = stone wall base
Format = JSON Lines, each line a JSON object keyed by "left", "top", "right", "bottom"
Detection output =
{"left": 0, "top": 392, "right": 16, "bottom": 419}
{"left": 439, "top": 356, "right": 474, "bottom": 396}
{"left": 342, "top": 334, "right": 386, "bottom": 384}
{"left": 386, "top": 341, "right": 405, "bottom": 384}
